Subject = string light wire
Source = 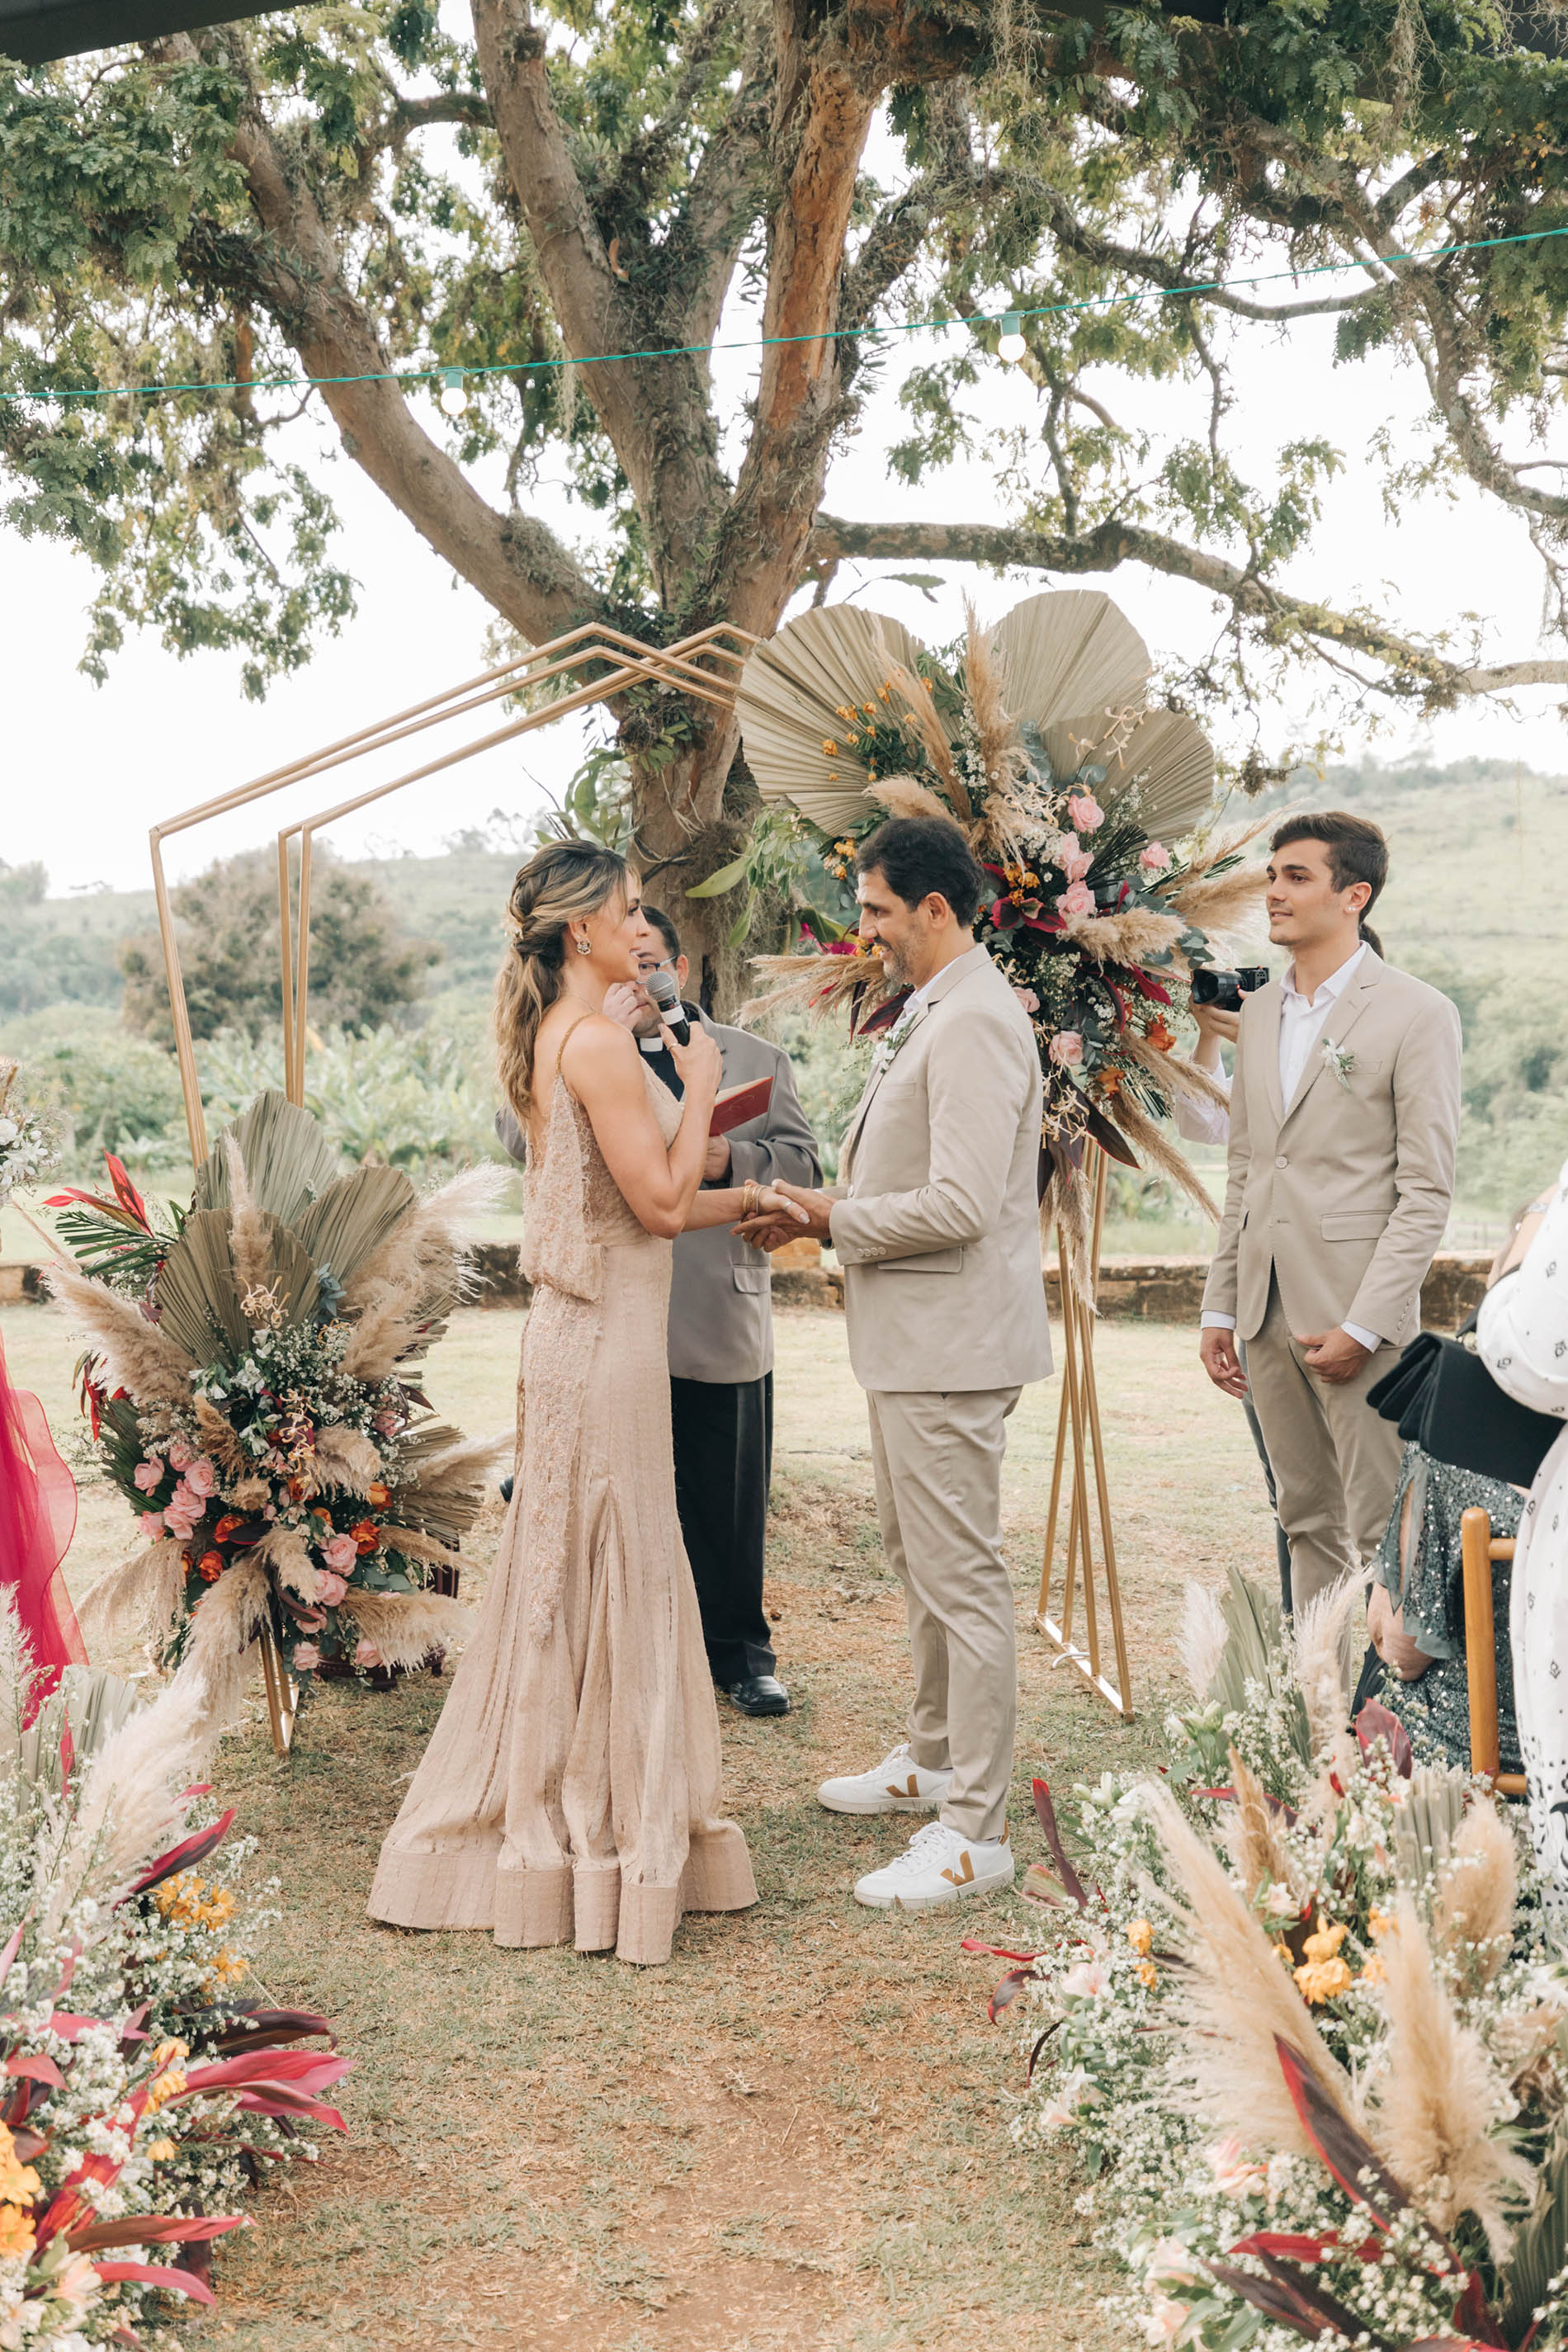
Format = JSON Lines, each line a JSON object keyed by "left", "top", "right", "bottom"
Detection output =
{"left": 2, "top": 218, "right": 1566, "bottom": 407}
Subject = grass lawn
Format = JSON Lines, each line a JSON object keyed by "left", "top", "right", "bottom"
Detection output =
{"left": 1, "top": 1298, "right": 1278, "bottom": 2350}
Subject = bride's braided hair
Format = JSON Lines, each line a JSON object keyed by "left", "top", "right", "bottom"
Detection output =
{"left": 494, "top": 840, "right": 631, "bottom": 1122}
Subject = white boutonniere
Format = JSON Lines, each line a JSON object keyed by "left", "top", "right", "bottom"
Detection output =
{"left": 1321, "top": 1038, "right": 1357, "bottom": 1089}
{"left": 870, "top": 997, "right": 920, "bottom": 1079}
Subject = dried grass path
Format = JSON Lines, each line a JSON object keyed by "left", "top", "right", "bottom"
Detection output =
{"left": 1, "top": 1301, "right": 1276, "bottom": 2351}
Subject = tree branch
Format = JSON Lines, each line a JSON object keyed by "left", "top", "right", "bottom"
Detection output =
{"left": 809, "top": 512, "right": 1568, "bottom": 705}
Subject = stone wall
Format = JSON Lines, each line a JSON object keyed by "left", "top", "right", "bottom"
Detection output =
{"left": 1, "top": 1247, "right": 1493, "bottom": 1326}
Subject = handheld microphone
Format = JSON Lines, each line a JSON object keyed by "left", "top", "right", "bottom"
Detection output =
{"left": 643, "top": 966, "right": 691, "bottom": 1046}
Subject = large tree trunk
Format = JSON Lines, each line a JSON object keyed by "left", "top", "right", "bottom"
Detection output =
{"left": 626, "top": 713, "right": 757, "bottom": 1013}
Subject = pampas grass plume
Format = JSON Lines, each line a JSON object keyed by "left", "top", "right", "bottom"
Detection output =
{"left": 1432, "top": 1801, "right": 1517, "bottom": 1985}
{"left": 1177, "top": 1582, "right": 1228, "bottom": 1703}
{"left": 1141, "top": 1776, "right": 1360, "bottom": 2154}
{"left": 1291, "top": 1571, "right": 1360, "bottom": 1764}
{"left": 46, "top": 1256, "right": 195, "bottom": 1405}
{"left": 1370, "top": 1893, "right": 1533, "bottom": 2260}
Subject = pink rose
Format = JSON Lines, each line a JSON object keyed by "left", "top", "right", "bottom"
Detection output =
{"left": 1139, "top": 839, "right": 1171, "bottom": 872}
{"left": 1049, "top": 1031, "right": 1084, "bottom": 1068}
{"left": 53, "top": 2254, "right": 98, "bottom": 2311}
{"left": 133, "top": 1460, "right": 163, "bottom": 1495}
{"left": 163, "top": 1487, "right": 202, "bottom": 1540}
{"left": 322, "top": 1532, "right": 359, "bottom": 1575}
{"left": 1054, "top": 831, "right": 1093, "bottom": 884}
{"left": 314, "top": 1570, "right": 349, "bottom": 1608}
{"left": 1058, "top": 879, "right": 1096, "bottom": 918}
{"left": 168, "top": 1438, "right": 194, "bottom": 1471}
{"left": 1066, "top": 791, "right": 1104, "bottom": 834}
{"left": 292, "top": 1643, "right": 321, "bottom": 1673}
{"left": 355, "top": 1639, "right": 383, "bottom": 1669}
{"left": 1011, "top": 985, "right": 1040, "bottom": 1015}
{"left": 140, "top": 1511, "right": 165, "bottom": 1538}
{"left": 183, "top": 1456, "right": 218, "bottom": 1498}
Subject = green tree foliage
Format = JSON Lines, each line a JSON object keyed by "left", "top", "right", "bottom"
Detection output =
{"left": 118, "top": 847, "right": 440, "bottom": 1044}
{"left": 2, "top": 0, "right": 1567, "bottom": 991}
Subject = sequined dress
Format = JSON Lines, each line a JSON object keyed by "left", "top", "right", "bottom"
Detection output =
{"left": 368, "top": 1060, "right": 757, "bottom": 1965}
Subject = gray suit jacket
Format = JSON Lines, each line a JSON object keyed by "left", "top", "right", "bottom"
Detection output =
{"left": 495, "top": 1007, "right": 820, "bottom": 1384}
{"left": 829, "top": 944, "right": 1053, "bottom": 1394}
{"left": 1201, "top": 949, "right": 1462, "bottom": 1344}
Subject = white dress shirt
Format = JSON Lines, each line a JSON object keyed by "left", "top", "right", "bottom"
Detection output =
{"left": 1200, "top": 942, "right": 1381, "bottom": 1352}
{"left": 1174, "top": 1061, "right": 1231, "bottom": 1147}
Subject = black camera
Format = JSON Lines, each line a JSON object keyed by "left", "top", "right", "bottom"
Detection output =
{"left": 1191, "top": 965, "right": 1269, "bottom": 1011}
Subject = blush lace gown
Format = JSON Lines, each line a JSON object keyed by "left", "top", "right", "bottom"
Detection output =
{"left": 369, "top": 1060, "right": 757, "bottom": 1966}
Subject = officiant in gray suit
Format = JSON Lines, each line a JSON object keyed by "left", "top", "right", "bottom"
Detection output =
{"left": 496, "top": 904, "right": 820, "bottom": 1717}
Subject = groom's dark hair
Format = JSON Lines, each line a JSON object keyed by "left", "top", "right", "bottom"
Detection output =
{"left": 856, "top": 816, "right": 986, "bottom": 928}
{"left": 1271, "top": 810, "right": 1388, "bottom": 954}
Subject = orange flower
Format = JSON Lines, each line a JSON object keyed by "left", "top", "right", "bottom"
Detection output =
{"left": 212, "top": 1513, "right": 246, "bottom": 1543}
{"left": 350, "top": 1520, "right": 381, "bottom": 1556}
{"left": 196, "top": 1551, "right": 224, "bottom": 1583}
{"left": 366, "top": 1482, "right": 390, "bottom": 1508}
{"left": 1146, "top": 1018, "right": 1175, "bottom": 1052}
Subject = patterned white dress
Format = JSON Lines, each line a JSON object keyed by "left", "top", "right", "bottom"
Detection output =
{"left": 1478, "top": 1158, "right": 1568, "bottom": 1893}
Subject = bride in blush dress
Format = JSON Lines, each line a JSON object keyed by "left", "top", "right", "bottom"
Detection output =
{"left": 370, "top": 842, "right": 805, "bottom": 1965}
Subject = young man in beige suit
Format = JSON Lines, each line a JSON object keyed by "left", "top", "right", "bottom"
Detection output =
{"left": 741, "top": 816, "right": 1053, "bottom": 1911}
{"left": 1199, "top": 811, "right": 1462, "bottom": 1615}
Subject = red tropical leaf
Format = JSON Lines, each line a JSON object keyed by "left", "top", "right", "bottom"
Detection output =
{"left": 1027, "top": 2020, "right": 1062, "bottom": 2081}
{"left": 92, "top": 2261, "right": 215, "bottom": 2303}
{"left": 960, "top": 1942, "right": 1045, "bottom": 1963}
{"left": 1205, "top": 2255, "right": 1393, "bottom": 2346}
{"left": 128, "top": 1810, "right": 237, "bottom": 1896}
{"left": 1354, "top": 1700, "right": 1414, "bottom": 1778}
{"left": 180, "top": 2049, "right": 349, "bottom": 2096}
{"left": 102, "top": 1154, "right": 151, "bottom": 1229}
{"left": 0, "top": 1923, "right": 24, "bottom": 1983}
{"left": 1449, "top": 2270, "right": 1508, "bottom": 2347}
{"left": 208, "top": 2007, "right": 335, "bottom": 2052}
{"left": 47, "top": 2014, "right": 99, "bottom": 2040}
{"left": 1031, "top": 1780, "right": 1089, "bottom": 1909}
{"left": 1273, "top": 2036, "right": 1422, "bottom": 2239}
{"left": 986, "top": 1965, "right": 1043, "bottom": 2023}
{"left": 69, "top": 2215, "right": 244, "bottom": 2252}
{"left": 6, "top": 2053, "right": 64, "bottom": 2086}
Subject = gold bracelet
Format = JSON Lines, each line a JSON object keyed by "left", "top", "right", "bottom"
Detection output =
{"left": 741, "top": 1179, "right": 762, "bottom": 1220}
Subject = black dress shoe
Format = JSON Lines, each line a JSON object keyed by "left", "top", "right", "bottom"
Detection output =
{"left": 499, "top": 1474, "right": 514, "bottom": 1504}
{"left": 723, "top": 1674, "right": 790, "bottom": 1717}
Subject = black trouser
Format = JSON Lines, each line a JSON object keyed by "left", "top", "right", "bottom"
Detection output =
{"left": 670, "top": 1372, "right": 776, "bottom": 1685}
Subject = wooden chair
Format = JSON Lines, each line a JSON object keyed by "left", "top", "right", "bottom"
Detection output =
{"left": 1460, "top": 1505, "right": 1526, "bottom": 1797}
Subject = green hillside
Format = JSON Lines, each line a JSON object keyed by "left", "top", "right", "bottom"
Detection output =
{"left": 3, "top": 762, "right": 1565, "bottom": 1231}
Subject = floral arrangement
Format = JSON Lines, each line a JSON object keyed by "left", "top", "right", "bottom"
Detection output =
{"left": 725, "top": 593, "right": 1268, "bottom": 1275}
{"left": 0, "top": 1060, "right": 60, "bottom": 1211}
{"left": 1, "top": 1603, "right": 347, "bottom": 2345}
{"left": 43, "top": 1090, "right": 503, "bottom": 1720}
{"left": 983, "top": 1566, "right": 1568, "bottom": 2350}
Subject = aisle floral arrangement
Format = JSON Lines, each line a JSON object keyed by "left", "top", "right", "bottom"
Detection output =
{"left": 42, "top": 1089, "right": 503, "bottom": 1717}
{"left": 723, "top": 592, "right": 1266, "bottom": 1274}
{"left": 0, "top": 1058, "right": 60, "bottom": 1210}
{"left": 985, "top": 1568, "right": 1568, "bottom": 2350}
{"left": 2, "top": 1603, "right": 347, "bottom": 2345}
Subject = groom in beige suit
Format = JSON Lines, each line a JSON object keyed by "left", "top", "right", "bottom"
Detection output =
{"left": 743, "top": 816, "right": 1052, "bottom": 1912}
{"left": 1200, "top": 811, "right": 1462, "bottom": 1614}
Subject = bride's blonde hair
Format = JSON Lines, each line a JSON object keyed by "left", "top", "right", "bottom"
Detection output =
{"left": 494, "top": 840, "right": 631, "bottom": 1122}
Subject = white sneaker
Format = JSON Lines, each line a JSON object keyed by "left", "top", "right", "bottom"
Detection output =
{"left": 817, "top": 1740, "right": 954, "bottom": 1816}
{"left": 853, "top": 1820, "right": 1015, "bottom": 1911}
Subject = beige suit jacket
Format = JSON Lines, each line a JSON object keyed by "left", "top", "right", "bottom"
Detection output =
{"left": 1201, "top": 949, "right": 1462, "bottom": 1344}
{"left": 829, "top": 944, "right": 1053, "bottom": 1393}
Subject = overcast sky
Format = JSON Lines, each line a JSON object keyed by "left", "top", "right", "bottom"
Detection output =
{"left": 2, "top": 81, "right": 1564, "bottom": 901}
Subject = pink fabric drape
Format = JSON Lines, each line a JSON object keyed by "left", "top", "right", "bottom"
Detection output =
{"left": 0, "top": 1324, "right": 85, "bottom": 1718}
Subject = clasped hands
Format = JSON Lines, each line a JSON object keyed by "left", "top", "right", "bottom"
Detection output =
{"left": 733, "top": 1179, "right": 835, "bottom": 1252}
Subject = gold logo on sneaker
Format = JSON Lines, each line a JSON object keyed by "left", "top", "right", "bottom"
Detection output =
{"left": 939, "top": 1852, "right": 975, "bottom": 1887}
{"left": 886, "top": 1774, "right": 920, "bottom": 1797}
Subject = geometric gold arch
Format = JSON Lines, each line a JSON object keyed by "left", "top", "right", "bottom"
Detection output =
{"left": 149, "top": 621, "right": 756, "bottom": 1168}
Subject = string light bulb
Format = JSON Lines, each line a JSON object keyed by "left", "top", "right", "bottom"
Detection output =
{"left": 438, "top": 366, "right": 468, "bottom": 417}
{"left": 997, "top": 312, "right": 1027, "bottom": 364}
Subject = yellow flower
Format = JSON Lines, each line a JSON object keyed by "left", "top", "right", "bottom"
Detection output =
{"left": 0, "top": 2123, "right": 41, "bottom": 2210}
{"left": 823, "top": 739, "right": 838, "bottom": 756}
{"left": 144, "top": 2137, "right": 177, "bottom": 2163}
{"left": 0, "top": 2203, "right": 35, "bottom": 2260}
{"left": 1301, "top": 1914, "right": 1348, "bottom": 1965}
{"left": 1137, "top": 1960, "right": 1159, "bottom": 1991}
{"left": 151, "top": 2038, "right": 191, "bottom": 2071}
{"left": 1367, "top": 1906, "right": 1392, "bottom": 1943}
{"left": 1126, "top": 1918, "right": 1153, "bottom": 1957}
{"left": 1359, "top": 1953, "right": 1386, "bottom": 1986}
{"left": 1294, "top": 1955, "right": 1353, "bottom": 2005}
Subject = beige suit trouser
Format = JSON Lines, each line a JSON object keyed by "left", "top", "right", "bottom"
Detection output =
{"left": 866, "top": 1385, "right": 1022, "bottom": 1844}
{"left": 1243, "top": 1276, "right": 1403, "bottom": 1616}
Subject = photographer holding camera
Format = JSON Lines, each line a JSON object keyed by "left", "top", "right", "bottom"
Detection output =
{"left": 1197, "top": 813, "right": 1462, "bottom": 1618}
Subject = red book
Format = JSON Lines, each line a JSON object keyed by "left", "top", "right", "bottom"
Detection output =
{"left": 709, "top": 1074, "right": 773, "bottom": 1136}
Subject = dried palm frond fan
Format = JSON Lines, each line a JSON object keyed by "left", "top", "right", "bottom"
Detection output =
{"left": 44, "top": 1093, "right": 506, "bottom": 1755}
{"left": 728, "top": 589, "right": 1270, "bottom": 1718}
